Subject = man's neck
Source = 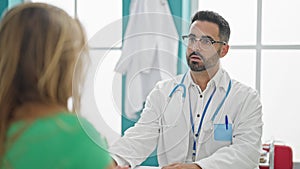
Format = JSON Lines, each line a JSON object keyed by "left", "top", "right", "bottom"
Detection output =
{"left": 190, "top": 66, "right": 219, "bottom": 91}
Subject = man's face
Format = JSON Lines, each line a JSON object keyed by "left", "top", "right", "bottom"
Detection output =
{"left": 186, "top": 21, "right": 224, "bottom": 72}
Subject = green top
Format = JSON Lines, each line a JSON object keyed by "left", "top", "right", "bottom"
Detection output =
{"left": 2, "top": 113, "right": 112, "bottom": 169}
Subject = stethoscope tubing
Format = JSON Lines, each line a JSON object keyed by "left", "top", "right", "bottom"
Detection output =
{"left": 163, "top": 72, "right": 232, "bottom": 161}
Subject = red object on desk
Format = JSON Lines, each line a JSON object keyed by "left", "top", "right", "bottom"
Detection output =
{"left": 259, "top": 144, "right": 293, "bottom": 169}
{"left": 260, "top": 166, "right": 269, "bottom": 169}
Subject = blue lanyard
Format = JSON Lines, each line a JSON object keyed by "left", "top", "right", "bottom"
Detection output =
{"left": 189, "top": 80, "right": 232, "bottom": 161}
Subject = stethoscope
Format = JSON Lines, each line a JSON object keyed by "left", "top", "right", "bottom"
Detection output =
{"left": 168, "top": 72, "right": 232, "bottom": 162}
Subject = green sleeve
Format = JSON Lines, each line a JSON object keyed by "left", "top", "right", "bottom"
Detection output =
{"left": 74, "top": 116, "right": 113, "bottom": 168}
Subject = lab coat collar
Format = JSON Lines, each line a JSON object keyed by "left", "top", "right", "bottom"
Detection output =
{"left": 213, "top": 67, "right": 228, "bottom": 91}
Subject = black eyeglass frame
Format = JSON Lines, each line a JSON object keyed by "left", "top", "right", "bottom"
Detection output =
{"left": 182, "top": 35, "right": 227, "bottom": 46}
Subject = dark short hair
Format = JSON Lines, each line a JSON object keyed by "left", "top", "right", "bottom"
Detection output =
{"left": 191, "top": 11, "right": 230, "bottom": 43}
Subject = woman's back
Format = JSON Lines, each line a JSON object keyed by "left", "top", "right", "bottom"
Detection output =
{"left": 3, "top": 113, "right": 111, "bottom": 169}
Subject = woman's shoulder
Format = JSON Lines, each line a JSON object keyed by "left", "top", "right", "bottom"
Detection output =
{"left": 9, "top": 112, "right": 86, "bottom": 137}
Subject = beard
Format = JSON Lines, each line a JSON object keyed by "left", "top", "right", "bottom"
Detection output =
{"left": 187, "top": 49, "right": 221, "bottom": 72}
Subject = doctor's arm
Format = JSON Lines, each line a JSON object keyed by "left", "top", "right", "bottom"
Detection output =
{"left": 109, "top": 87, "right": 165, "bottom": 168}
{"left": 195, "top": 91, "right": 263, "bottom": 169}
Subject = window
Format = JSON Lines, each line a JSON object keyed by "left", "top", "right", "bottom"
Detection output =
{"left": 261, "top": 50, "right": 300, "bottom": 158}
{"left": 76, "top": 0, "right": 123, "bottom": 144}
{"left": 221, "top": 50, "right": 256, "bottom": 89}
{"left": 199, "top": 0, "right": 300, "bottom": 161}
{"left": 198, "top": 0, "right": 257, "bottom": 46}
{"left": 77, "top": 0, "right": 122, "bottom": 42}
{"left": 262, "top": 0, "right": 300, "bottom": 45}
{"left": 81, "top": 50, "right": 122, "bottom": 144}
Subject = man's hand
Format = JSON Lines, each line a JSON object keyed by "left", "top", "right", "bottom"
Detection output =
{"left": 115, "top": 166, "right": 130, "bottom": 169}
{"left": 162, "top": 163, "right": 202, "bottom": 169}
{"left": 110, "top": 159, "right": 130, "bottom": 169}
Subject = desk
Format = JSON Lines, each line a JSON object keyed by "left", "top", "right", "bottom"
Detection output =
{"left": 135, "top": 166, "right": 161, "bottom": 169}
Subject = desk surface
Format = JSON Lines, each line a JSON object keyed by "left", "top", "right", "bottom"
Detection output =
{"left": 135, "top": 163, "right": 300, "bottom": 169}
{"left": 135, "top": 166, "right": 161, "bottom": 169}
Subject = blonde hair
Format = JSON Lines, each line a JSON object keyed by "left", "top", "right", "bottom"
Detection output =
{"left": 0, "top": 3, "right": 88, "bottom": 157}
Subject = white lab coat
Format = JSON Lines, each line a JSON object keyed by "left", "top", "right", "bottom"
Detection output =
{"left": 115, "top": 0, "right": 178, "bottom": 119}
{"left": 110, "top": 68, "right": 263, "bottom": 169}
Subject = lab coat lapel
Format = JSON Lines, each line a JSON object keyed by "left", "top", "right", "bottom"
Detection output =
{"left": 180, "top": 74, "right": 192, "bottom": 161}
{"left": 159, "top": 81, "right": 189, "bottom": 164}
{"left": 182, "top": 72, "right": 192, "bottom": 132}
{"left": 182, "top": 86, "right": 191, "bottom": 134}
{"left": 164, "top": 75, "right": 190, "bottom": 163}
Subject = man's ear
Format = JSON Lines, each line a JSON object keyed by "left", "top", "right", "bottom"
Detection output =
{"left": 219, "top": 44, "right": 229, "bottom": 58}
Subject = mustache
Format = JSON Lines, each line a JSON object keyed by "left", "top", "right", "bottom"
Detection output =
{"left": 189, "top": 51, "right": 205, "bottom": 61}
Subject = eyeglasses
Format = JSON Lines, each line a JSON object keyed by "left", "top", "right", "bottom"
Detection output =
{"left": 182, "top": 35, "right": 227, "bottom": 50}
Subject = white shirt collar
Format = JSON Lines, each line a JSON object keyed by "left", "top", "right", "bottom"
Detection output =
{"left": 185, "top": 68, "right": 227, "bottom": 91}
